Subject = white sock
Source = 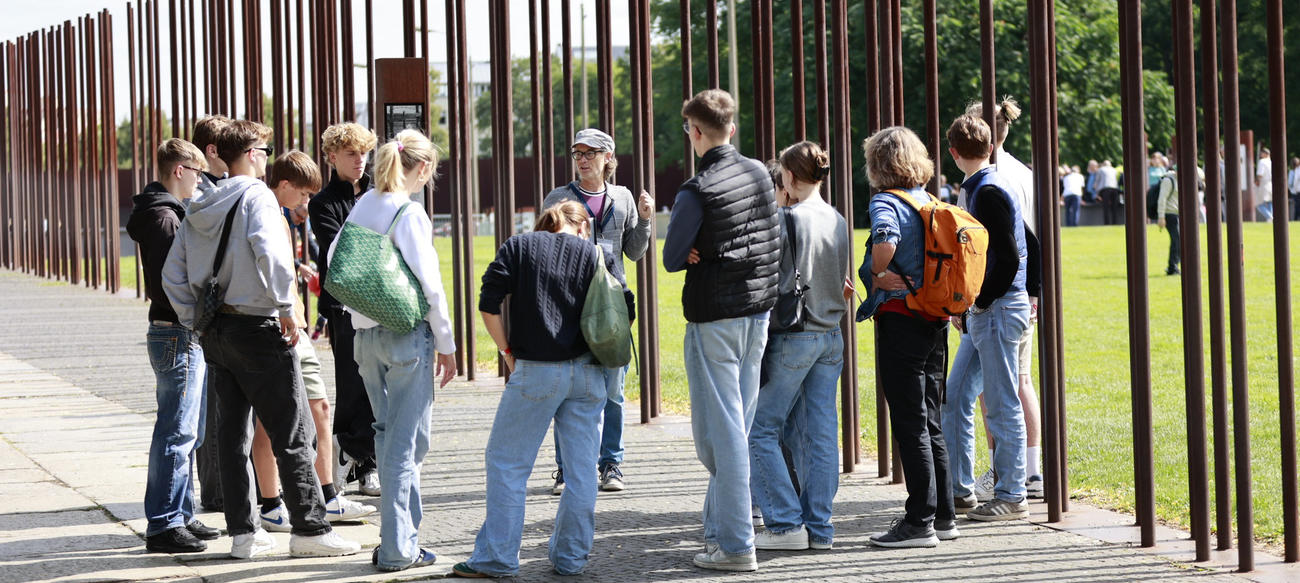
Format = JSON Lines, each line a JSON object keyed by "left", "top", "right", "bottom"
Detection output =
{"left": 1026, "top": 446, "right": 1042, "bottom": 477}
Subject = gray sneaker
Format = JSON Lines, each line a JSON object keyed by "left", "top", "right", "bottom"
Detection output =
{"left": 868, "top": 518, "right": 939, "bottom": 548}
{"left": 954, "top": 493, "right": 978, "bottom": 512}
{"left": 754, "top": 525, "right": 809, "bottom": 550}
{"left": 967, "top": 498, "right": 1030, "bottom": 522}
{"left": 693, "top": 546, "right": 758, "bottom": 571}
{"left": 599, "top": 464, "right": 625, "bottom": 492}
{"left": 972, "top": 468, "right": 996, "bottom": 502}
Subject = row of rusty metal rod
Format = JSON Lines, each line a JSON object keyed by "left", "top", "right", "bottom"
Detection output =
{"left": 1, "top": 10, "right": 119, "bottom": 294}
{"left": 1, "top": 0, "right": 1296, "bottom": 567}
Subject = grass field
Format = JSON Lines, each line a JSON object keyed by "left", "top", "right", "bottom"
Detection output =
{"left": 117, "top": 221, "right": 1300, "bottom": 545}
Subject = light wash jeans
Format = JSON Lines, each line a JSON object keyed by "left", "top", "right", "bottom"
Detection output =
{"left": 144, "top": 323, "right": 207, "bottom": 537}
{"left": 468, "top": 354, "right": 606, "bottom": 576}
{"left": 749, "top": 327, "right": 843, "bottom": 546}
{"left": 686, "top": 312, "right": 770, "bottom": 556}
{"left": 1258, "top": 201, "right": 1274, "bottom": 221}
{"left": 354, "top": 321, "right": 436, "bottom": 570}
{"left": 942, "top": 293, "right": 1032, "bottom": 503}
{"left": 554, "top": 365, "right": 627, "bottom": 471}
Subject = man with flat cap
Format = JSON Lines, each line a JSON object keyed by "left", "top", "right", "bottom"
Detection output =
{"left": 540, "top": 128, "right": 654, "bottom": 495}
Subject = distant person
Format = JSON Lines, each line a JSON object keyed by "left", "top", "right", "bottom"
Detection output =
{"left": 308, "top": 123, "right": 382, "bottom": 497}
{"left": 163, "top": 120, "right": 360, "bottom": 559}
{"left": 331, "top": 130, "right": 457, "bottom": 572}
{"left": 941, "top": 114, "right": 1032, "bottom": 522}
{"left": 664, "top": 89, "right": 780, "bottom": 572}
{"left": 540, "top": 128, "right": 654, "bottom": 495}
{"left": 250, "top": 151, "right": 376, "bottom": 535}
{"left": 1288, "top": 156, "right": 1300, "bottom": 221}
{"left": 453, "top": 201, "right": 621, "bottom": 578}
{"left": 1097, "top": 160, "right": 1122, "bottom": 225}
{"left": 1256, "top": 147, "right": 1273, "bottom": 220}
{"left": 128, "top": 138, "right": 220, "bottom": 553}
{"left": 1083, "top": 159, "right": 1099, "bottom": 203}
{"left": 748, "top": 141, "right": 850, "bottom": 552}
{"left": 188, "top": 115, "right": 232, "bottom": 512}
{"left": 1061, "top": 165, "right": 1084, "bottom": 227}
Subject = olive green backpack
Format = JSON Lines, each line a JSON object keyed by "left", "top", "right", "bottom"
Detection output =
{"left": 581, "top": 246, "right": 632, "bottom": 368}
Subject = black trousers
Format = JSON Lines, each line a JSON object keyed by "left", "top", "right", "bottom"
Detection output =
{"left": 1165, "top": 213, "right": 1181, "bottom": 273}
{"left": 327, "top": 306, "right": 376, "bottom": 474}
{"left": 875, "top": 311, "right": 955, "bottom": 527}
{"left": 202, "top": 313, "right": 330, "bottom": 537}
{"left": 195, "top": 383, "right": 223, "bottom": 510}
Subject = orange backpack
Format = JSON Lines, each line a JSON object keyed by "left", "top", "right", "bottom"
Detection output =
{"left": 881, "top": 188, "right": 989, "bottom": 318}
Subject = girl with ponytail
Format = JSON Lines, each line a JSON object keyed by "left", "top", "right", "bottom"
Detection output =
{"left": 747, "top": 140, "right": 852, "bottom": 552}
{"left": 330, "top": 129, "right": 456, "bottom": 572}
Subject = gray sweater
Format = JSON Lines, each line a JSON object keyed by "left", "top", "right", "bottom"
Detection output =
{"left": 778, "top": 197, "right": 851, "bottom": 332}
{"left": 542, "top": 181, "right": 652, "bottom": 286}
{"left": 162, "top": 176, "right": 297, "bottom": 327}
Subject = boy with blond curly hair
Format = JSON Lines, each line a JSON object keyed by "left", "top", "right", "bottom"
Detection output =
{"left": 307, "top": 123, "right": 381, "bottom": 496}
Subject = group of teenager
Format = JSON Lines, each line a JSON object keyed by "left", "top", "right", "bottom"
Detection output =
{"left": 130, "top": 87, "right": 1043, "bottom": 577}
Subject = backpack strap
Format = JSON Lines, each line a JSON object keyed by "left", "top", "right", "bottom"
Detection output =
{"left": 210, "top": 193, "right": 247, "bottom": 278}
{"left": 876, "top": 189, "right": 928, "bottom": 316}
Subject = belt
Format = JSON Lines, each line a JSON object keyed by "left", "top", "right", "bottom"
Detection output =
{"left": 151, "top": 320, "right": 177, "bottom": 327}
{"left": 218, "top": 305, "right": 244, "bottom": 315}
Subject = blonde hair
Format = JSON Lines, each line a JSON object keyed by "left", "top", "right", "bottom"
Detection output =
{"left": 536, "top": 201, "right": 588, "bottom": 233}
{"left": 373, "top": 130, "right": 437, "bottom": 194}
{"left": 156, "top": 138, "right": 207, "bottom": 176}
{"left": 965, "top": 97, "right": 1021, "bottom": 147}
{"left": 267, "top": 150, "right": 322, "bottom": 191}
{"left": 863, "top": 126, "right": 935, "bottom": 190}
{"left": 320, "top": 122, "right": 378, "bottom": 156}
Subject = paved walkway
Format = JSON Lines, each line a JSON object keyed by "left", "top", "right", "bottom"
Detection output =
{"left": 0, "top": 270, "right": 1278, "bottom": 582}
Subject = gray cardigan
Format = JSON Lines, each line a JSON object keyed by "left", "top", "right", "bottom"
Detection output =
{"left": 541, "top": 181, "right": 652, "bottom": 285}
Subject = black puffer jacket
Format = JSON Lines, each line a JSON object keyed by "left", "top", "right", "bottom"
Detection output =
{"left": 680, "top": 145, "right": 781, "bottom": 323}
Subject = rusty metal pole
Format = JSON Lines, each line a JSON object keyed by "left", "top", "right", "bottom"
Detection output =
{"left": 489, "top": 0, "right": 515, "bottom": 252}
{"left": 1172, "top": 0, "right": 1212, "bottom": 561}
{"left": 444, "top": 0, "right": 464, "bottom": 373}
{"left": 706, "top": 0, "right": 718, "bottom": 89}
{"left": 922, "top": 0, "right": 938, "bottom": 194}
{"left": 813, "top": 0, "right": 829, "bottom": 147}
{"left": 595, "top": 0, "right": 613, "bottom": 135}
{"left": 271, "top": 0, "right": 284, "bottom": 150}
{"left": 877, "top": 0, "right": 893, "bottom": 128}
{"left": 863, "top": 0, "right": 877, "bottom": 135}
{"left": 791, "top": 0, "right": 804, "bottom": 142}
{"left": 1117, "top": 0, "right": 1155, "bottom": 548}
{"left": 639, "top": 0, "right": 660, "bottom": 419}
{"left": 102, "top": 11, "right": 119, "bottom": 293}
{"left": 830, "top": 0, "right": 858, "bottom": 472}
{"left": 529, "top": 0, "right": 543, "bottom": 211}
{"left": 561, "top": 0, "right": 574, "bottom": 180}
{"left": 1198, "top": 0, "right": 1232, "bottom": 552}
{"left": 365, "top": 0, "right": 374, "bottom": 129}
{"left": 1047, "top": 0, "right": 1069, "bottom": 514}
{"left": 541, "top": 0, "right": 555, "bottom": 189}
{"left": 169, "top": 0, "right": 179, "bottom": 138}
{"left": 680, "top": 0, "right": 693, "bottom": 176}
{"left": 296, "top": 0, "right": 305, "bottom": 151}
{"left": 1264, "top": 0, "right": 1297, "bottom": 564}
{"left": 628, "top": 0, "right": 649, "bottom": 423}
{"left": 978, "top": 0, "right": 995, "bottom": 164}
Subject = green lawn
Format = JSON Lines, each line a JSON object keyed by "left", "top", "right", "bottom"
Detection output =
{"left": 117, "top": 221, "right": 1300, "bottom": 545}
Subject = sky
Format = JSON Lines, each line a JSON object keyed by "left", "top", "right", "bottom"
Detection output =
{"left": 0, "top": 0, "right": 635, "bottom": 124}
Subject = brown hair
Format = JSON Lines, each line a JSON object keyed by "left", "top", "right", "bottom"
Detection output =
{"left": 766, "top": 159, "right": 784, "bottom": 191}
{"left": 267, "top": 150, "right": 322, "bottom": 191}
{"left": 191, "top": 115, "right": 231, "bottom": 153}
{"left": 862, "top": 126, "right": 935, "bottom": 190}
{"left": 681, "top": 89, "right": 735, "bottom": 136}
{"left": 156, "top": 138, "right": 206, "bottom": 176}
{"left": 373, "top": 129, "right": 438, "bottom": 194}
{"left": 320, "top": 122, "right": 378, "bottom": 156}
{"left": 215, "top": 120, "right": 273, "bottom": 165}
{"left": 965, "top": 97, "right": 1021, "bottom": 147}
{"left": 535, "top": 200, "right": 588, "bottom": 233}
{"left": 946, "top": 114, "right": 993, "bottom": 161}
{"left": 779, "top": 141, "right": 831, "bottom": 185}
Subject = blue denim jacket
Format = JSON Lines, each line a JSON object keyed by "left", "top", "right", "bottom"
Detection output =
{"left": 855, "top": 186, "right": 928, "bottom": 321}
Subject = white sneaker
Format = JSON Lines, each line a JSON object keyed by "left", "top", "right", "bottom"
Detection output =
{"left": 751, "top": 505, "right": 764, "bottom": 527}
{"left": 935, "top": 519, "right": 961, "bottom": 541}
{"left": 754, "top": 525, "right": 809, "bottom": 550}
{"left": 973, "top": 468, "right": 996, "bottom": 502}
{"left": 259, "top": 503, "right": 292, "bottom": 533}
{"left": 333, "top": 439, "right": 353, "bottom": 487}
{"left": 325, "top": 494, "right": 376, "bottom": 522}
{"left": 289, "top": 530, "right": 361, "bottom": 557}
{"left": 230, "top": 529, "right": 277, "bottom": 559}
{"left": 358, "top": 470, "right": 381, "bottom": 497}
{"left": 692, "top": 546, "right": 757, "bottom": 572}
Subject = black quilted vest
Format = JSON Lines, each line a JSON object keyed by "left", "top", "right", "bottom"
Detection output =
{"left": 680, "top": 144, "right": 780, "bottom": 323}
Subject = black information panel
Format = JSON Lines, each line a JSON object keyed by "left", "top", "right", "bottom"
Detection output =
{"left": 384, "top": 104, "right": 425, "bottom": 140}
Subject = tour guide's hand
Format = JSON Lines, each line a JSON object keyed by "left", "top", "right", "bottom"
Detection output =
{"left": 280, "top": 316, "right": 300, "bottom": 347}
{"left": 637, "top": 190, "right": 654, "bottom": 220}
{"left": 436, "top": 352, "right": 457, "bottom": 387}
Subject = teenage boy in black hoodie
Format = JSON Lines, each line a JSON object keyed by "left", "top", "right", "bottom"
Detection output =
{"left": 307, "top": 122, "right": 380, "bottom": 495}
{"left": 127, "top": 138, "right": 221, "bottom": 553}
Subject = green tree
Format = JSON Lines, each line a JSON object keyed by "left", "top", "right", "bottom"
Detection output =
{"left": 115, "top": 107, "right": 173, "bottom": 169}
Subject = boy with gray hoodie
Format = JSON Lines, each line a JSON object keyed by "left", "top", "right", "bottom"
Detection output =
{"left": 162, "top": 120, "right": 360, "bottom": 560}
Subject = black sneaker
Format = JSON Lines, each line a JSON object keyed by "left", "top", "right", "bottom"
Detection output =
{"left": 599, "top": 464, "right": 625, "bottom": 492}
{"left": 146, "top": 526, "right": 207, "bottom": 553}
{"left": 551, "top": 468, "right": 565, "bottom": 495}
{"left": 186, "top": 519, "right": 220, "bottom": 541}
{"left": 868, "top": 518, "right": 939, "bottom": 548}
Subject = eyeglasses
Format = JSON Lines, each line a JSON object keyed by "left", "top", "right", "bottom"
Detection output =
{"left": 571, "top": 150, "right": 605, "bottom": 161}
{"left": 179, "top": 165, "right": 203, "bottom": 175}
{"left": 682, "top": 121, "right": 693, "bottom": 135}
{"left": 245, "top": 146, "right": 273, "bottom": 157}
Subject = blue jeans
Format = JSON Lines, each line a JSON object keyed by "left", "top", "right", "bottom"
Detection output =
{"left": 554, "top": 365, "right": 626, "bottom": 471}
{"left": 1064, "top": 194, "right": 1080, "bottom": 226}
{"left": 686, "top": 313, "right": 769, "bottom": 556}
{"left": 942, "top": 293, "right": 1031, "bottom": 503}
{"left": 749, "top": 328, "right": 843, "bottom": 546}
{"left": 354, "top": 322, "right": 435, "bottom": 570}
{"left": 144, "top": 324, "right": 207, "bottom": 537}
{"left": 1257, "top": 201, "right": 1274, "bottom": 221}
{"left": 468, "top": 355, "right": 606, "bottom": 576}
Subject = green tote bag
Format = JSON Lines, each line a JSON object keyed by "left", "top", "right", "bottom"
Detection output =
{"left": 580, "top": 245, "right": 632, "bottom": 368}
{"left": 323, "top": 202, "right": 429, "bottom": 334}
